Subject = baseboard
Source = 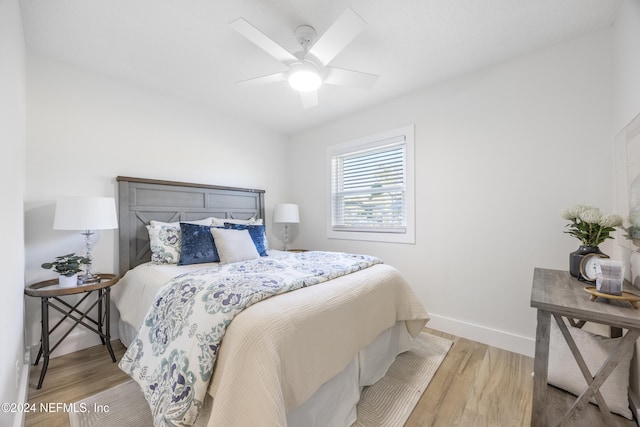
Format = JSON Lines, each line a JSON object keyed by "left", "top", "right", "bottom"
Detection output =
{"left": 427, "top": 313, "right": 535, "bottom": 357}
{"left": 13, "top": 349, "right": 30, "bottom": 427}
{"left": 29, "top": 320, "right": 120, "bottom": 363}
{"left": 628, "top": 387, "right": 640, "bottom": 426}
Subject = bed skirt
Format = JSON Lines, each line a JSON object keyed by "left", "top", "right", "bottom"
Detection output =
{"left": 118, "top": 320, "right": 411, "bottom": 427}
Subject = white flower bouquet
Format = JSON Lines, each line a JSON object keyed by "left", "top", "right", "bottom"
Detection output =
{"left": 561, "top": 204, "right": 622, "bottom": 247}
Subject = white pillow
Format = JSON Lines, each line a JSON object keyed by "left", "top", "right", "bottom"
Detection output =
{"left": 210, "top": 228, "right": 260, "bottom": 264}
{"left": 210, "top": 217, "right": 263, "bottom": 226}
{"left": 548, "top": 320, "right": 632, "bottom": 419}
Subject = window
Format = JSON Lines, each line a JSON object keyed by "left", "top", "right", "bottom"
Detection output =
{"left": 327, "top": 125, "right": 415, "bottom": 243}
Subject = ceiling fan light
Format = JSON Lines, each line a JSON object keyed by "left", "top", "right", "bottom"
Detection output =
{"left": 288, "top": 68, "right": 321, "bottom": 92}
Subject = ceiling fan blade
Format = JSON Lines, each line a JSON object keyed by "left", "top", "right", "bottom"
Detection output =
{"left": 300, "top": 90, "right": 318, "bottom": 108}
{"left": 236, "top": 72, "right": 287, "bottom": 87}
{"left": 307, "top": 7, "right": 367, "bottom": 66}
{"left": 324, "top": 67, "right": 379, "bottom": 89}
{"left": 230, "top": 18, "right": 298, "bottom": 65}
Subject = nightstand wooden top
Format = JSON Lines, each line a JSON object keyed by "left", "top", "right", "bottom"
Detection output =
{"left": 530, "top": 267, "right": 640, "bottom": 329}
{"left": 25, "top": 273, "right": 119, "bottom": 297}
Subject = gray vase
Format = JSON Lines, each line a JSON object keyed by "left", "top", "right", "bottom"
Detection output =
{"left": 569, "top": 245, "right": 607, "bottom": 279}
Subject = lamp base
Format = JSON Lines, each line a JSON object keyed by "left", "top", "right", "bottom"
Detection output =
{"left": 80, "top": 230, "right": 98, "bottom": 284}
{"left": 283, "top": 224, "right": 290, "bottom": 251}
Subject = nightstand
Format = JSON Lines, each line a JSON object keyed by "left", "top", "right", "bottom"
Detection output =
{"left": 24, "top": 273, "right": 120, "bottom": 389}
{"left": 530, "top": 268, "right": 640, "bottom": 426}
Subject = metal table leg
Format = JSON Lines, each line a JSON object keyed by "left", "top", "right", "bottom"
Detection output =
{"left": 36, "top": 297, "right": 50, "bottom": 389}
{"left": 104, "top": 288, "right": 115, "bottom": 362}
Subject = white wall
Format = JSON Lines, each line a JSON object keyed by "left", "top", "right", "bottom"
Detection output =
{"left": 289, "top": 30, "right": 614, "bottom": 356}
{"left": 613, "top": 0, "right": 640, "bottom": 134}
{"left": 24, "top": 55, "right": 290, "bottom": 356}
{"left": 0, "top": 0, "right": 27, "bottom": 425}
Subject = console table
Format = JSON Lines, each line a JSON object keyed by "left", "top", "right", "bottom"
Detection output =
{"left": 530, "top": 268, "right": 640, "bottom": 426}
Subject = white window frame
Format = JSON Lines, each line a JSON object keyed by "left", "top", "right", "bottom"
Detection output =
{"left": 326, "top": 125, "right": 415, "bottom": 244}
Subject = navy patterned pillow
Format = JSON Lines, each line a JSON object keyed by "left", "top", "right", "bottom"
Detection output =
{"left": 178, "top": 223, "right": 220, "bottom": 265}
{"left": 224, "top": 223, "right": 268, "bottom": 256}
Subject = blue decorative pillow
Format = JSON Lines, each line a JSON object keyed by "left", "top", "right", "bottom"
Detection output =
{"left": 224, "top": 223, "right": 268, "bottom": 256}
{"left": 178, "top": 223, "right": 220, "bottom": 265}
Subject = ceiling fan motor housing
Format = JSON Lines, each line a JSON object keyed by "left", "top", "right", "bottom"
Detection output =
{"left": 294, "top": 25, "right": 317, "bottom": 50}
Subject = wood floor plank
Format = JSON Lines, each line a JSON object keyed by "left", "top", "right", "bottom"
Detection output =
{"left": 408, "top": 334, "right": 490, "bottom": 426}
{"left": 25, "top": 341, "right": 129, "bottom": 427}
{"left": 455, "top": 345, "right": 532, "bottom": 427}
{"left": 405, "top": 329, "right": 534, "bottom": 427}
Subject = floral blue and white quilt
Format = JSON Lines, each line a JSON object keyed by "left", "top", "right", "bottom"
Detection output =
{"left": 119, "top": 251, "right": 382, "bottom": 427}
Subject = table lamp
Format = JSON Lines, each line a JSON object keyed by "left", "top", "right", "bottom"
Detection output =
{"left": 53, "top": 196, "right": 118, "bottom": 283}
{"left": 273, "top": 203, "right": 299, "bottom": 251}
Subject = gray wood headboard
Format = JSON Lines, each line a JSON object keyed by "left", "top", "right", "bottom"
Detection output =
{"left": 117, "top": 176, "right": 265, "bottom": 275}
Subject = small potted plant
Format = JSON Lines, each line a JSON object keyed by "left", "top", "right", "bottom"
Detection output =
{"left": 41, "top": 253, "right": 90, "bottom": 288}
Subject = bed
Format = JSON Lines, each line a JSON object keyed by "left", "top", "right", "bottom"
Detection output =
{"left": 111, "top": 176, "right": 429, "bottom": 427}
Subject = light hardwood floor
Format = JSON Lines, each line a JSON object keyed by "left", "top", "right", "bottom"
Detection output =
{"left": 22, "top": 329, "right": 635, "bottom": 427}
{"left": 24, "top": 341, "right": 128, "bottom": 427}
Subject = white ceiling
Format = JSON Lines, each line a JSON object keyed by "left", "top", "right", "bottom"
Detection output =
{"left": 20, "top": 0, "right": 622, "bottom": 135}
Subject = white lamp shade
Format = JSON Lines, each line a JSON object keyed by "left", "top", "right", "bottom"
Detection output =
{"left": 273, "top": 203, "right": 300, "bottom": 224}
{"left": 53, "top": 196, "right": 118, "bottom": 230}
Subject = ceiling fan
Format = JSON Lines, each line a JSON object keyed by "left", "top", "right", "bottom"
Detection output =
{"left": 230, "top": 7, "right": 379, "bottom": 108}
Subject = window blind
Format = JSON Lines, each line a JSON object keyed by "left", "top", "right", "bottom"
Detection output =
{"left": 331, "top": 136, "right": 407, "bottom": 233}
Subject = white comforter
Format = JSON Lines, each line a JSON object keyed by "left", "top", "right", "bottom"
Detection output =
{"left": 112, "top": 251, "right": 429, "bottom": 427}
